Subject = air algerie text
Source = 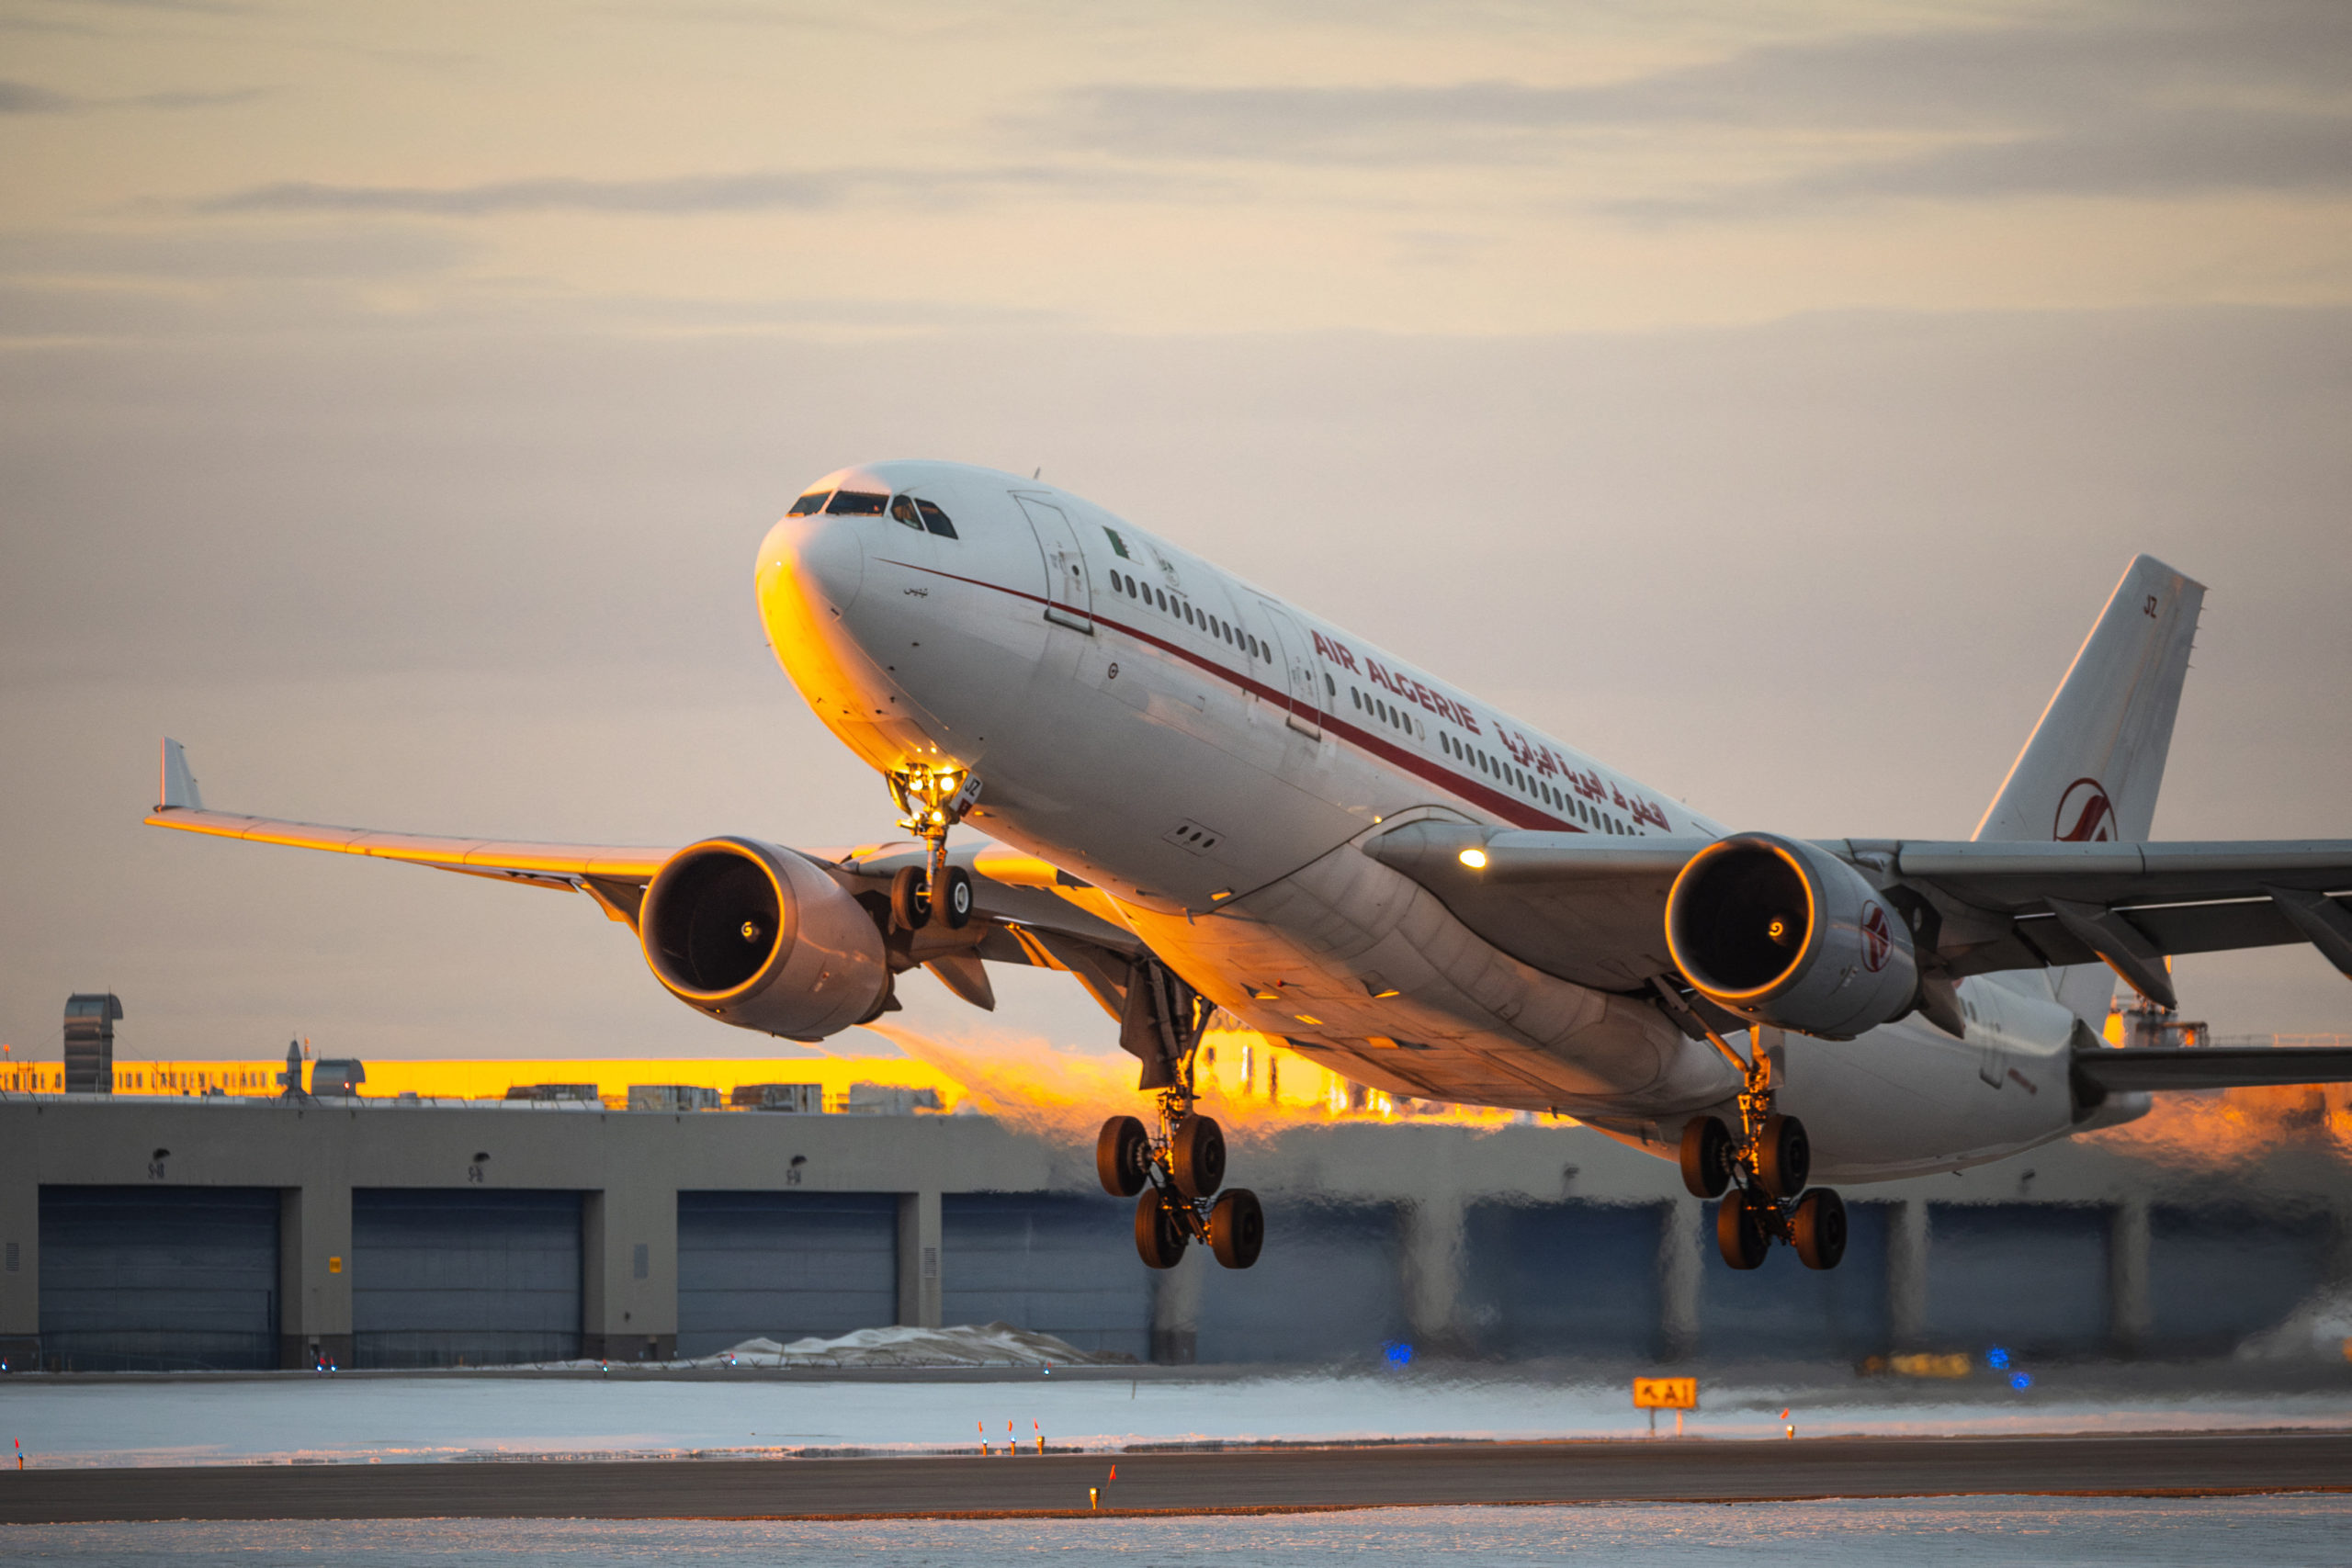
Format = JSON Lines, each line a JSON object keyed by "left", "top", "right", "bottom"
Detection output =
{"left": 1315, "top": 632, "right": 1482, "bottom": 734}
{"left": 1312, "top": 630, "right": 1673, "bottom": 830}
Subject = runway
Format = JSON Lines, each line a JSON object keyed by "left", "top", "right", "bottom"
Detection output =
{"left": 5, "top": 1431, "right": 2346, "bottom": 1523}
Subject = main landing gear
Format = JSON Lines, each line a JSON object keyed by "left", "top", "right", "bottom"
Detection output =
{"left": 1098, "top": 1099, "right": 1264, "bottom": 1270}
{"left": 1679, "top": 1036, "right": 1847, "bottom": 1272}
{"left": 884, "top": 765, "right": 981, "bottom": 931}
{"left": 1096, "top": 964, "right": 1263, "bottom": 1270}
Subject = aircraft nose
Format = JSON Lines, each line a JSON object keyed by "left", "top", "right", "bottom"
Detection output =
{"left": 759, "top": 511, "right": 865, "bottom": 617}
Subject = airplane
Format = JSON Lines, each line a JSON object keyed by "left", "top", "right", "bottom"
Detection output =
{"left": 148, "top": 460, "right": 2352, "bottom": 1277}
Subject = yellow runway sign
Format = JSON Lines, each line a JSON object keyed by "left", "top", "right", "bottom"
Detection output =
{"left": 1633, "top": 1377, "right": 1697, "bottom": 1410}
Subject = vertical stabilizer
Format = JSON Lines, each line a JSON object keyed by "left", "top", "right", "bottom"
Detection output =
{"left": 1974, "top": 555, "right": 2204, "bottom": 1020}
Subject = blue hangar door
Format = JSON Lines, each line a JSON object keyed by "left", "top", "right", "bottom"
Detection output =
{"left": 39, "top": 1186, "right": 279, "bottom": 1371}
{"left": 351, "top": 1190, "right": 582, "bottom": 1368}
{"left": 675, "top": 1192, "right": 899, "bottom": 1357}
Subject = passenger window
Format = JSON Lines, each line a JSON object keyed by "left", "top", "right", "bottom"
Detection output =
{"left": 888, "top": 495, "right": 924, "bottom": 532}
{"left": 915, "top": 499, "right": 958, "bottom": 539}
{"left": 787, "top": 491, "right": 831, "bottom": 515}
{"left": 827, "top": 491, "right": 888, "bottom": 515}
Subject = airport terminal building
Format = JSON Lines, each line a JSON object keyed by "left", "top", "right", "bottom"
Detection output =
{"left": 5, "top": 1061, "right": 2348, "bottom": 1374}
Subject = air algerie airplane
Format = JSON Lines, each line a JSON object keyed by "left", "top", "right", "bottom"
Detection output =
{"left": 149, "top": 460, "right": 2352, "bottom": 1276}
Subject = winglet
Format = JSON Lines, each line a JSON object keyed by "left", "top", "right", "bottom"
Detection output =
{"left": 158, "top": 738, "right": 204, "bottom": 811}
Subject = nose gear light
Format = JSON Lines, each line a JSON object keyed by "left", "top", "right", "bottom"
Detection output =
{"left": 887, "top": 763, "right": 984, "bottom": 931}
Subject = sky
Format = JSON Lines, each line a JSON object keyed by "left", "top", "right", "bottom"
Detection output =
{"left": 1, "top": 0, "right": 2347, "bottom": 1064}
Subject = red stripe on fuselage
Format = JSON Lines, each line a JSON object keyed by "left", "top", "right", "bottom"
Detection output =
{"left": 877, "top": 558, "right": 1586, "bottom": 834}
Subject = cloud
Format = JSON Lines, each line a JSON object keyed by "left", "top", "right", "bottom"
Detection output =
{"left": 200, "top": 164, "right": 1204, "bottom": 217}
{"left": 0, "top": 79, "right": 74, "bottom": 113}
{"left": 1041, "top": 2, "right": 2352, "bottom": 207}
{"left": 1770, "top": 107, "right": 2352, "bottom": 206}
{"left": 0, "top": 225, "right": 477, "bottom": 281}
{"left": 0, "top": 78, "right": 265, "bottom": 114}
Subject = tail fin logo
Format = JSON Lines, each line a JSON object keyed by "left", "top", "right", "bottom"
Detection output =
{"left": 1860, "top": 900, "right": 1893, "bottom": 973}
{"left": 2053, "top": 777, "right": 2118, "bottom": 842}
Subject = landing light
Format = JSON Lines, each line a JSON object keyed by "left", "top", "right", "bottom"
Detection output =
{"left": 1458, "top": 848, "right": 1488, "bottom": 869}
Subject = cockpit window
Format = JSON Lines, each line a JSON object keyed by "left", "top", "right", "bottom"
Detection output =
{"left": 826, "top": 490, "right": 888, "bottom": 515}
{"left": 915, "top": 499, "right": 957, "bottom": 539}
{"left": 787, "top": 491, "right": 832, "bottom": 516}
{"left": 888, "top": 495, "right": 924, "bottom": 532}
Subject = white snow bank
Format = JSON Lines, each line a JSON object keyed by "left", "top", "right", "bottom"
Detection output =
{"left": 688, "top": 1323, "right": 1131, "bottom": 1369}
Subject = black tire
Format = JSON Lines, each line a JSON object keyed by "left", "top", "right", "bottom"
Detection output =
{"left": 1095, "top": 1114, "right": 1151, "bottom": 1197}
{"left": 1169, "top": 1114, "right": 1226, "bottom": 1200}
{"left": 1135, "top": 1190, "right": 1189, "bottom": 1269}
{"left": 939, "top": 865, "right": 974, "bottom": 930}
{"left": 1209, "top": 1188, "right": 1264, "bottom": 1269}
{"left": 1679, "top": 1115, "right": 1734, "bottom": 1199}
{"left": 1755, "top": 1113, "right": 1811, "bottom": 1199}
{"left": 1716, "top": 1188, "right": 1770, "bottom": 1270}
{"left": 1792, "top": 1187, "right": 1847, "bottom": 1271}
{"left": 889, "top": 865, "right": 929, "bottom": 931}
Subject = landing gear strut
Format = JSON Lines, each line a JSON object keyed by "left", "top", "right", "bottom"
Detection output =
{"left": 1678, "top": 1027, "right": 1846, "bottom": 1271}
{"left": 885, "top": 765, "right": 980, "bottom": 931}
{"left": 1096, "top": 973, "right": 1263, "bottom": 1269}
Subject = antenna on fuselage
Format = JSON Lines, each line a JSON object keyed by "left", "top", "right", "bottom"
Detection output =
{"left": 1033, "top": 467, "right": 1041, "bottom": 479}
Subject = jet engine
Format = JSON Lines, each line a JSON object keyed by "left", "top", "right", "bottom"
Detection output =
{"left": 1664, "top": 832, "right": 1918, "bottom": 1040}
{"left": 639, "top": 836, "right": 890, "bottom": 1041}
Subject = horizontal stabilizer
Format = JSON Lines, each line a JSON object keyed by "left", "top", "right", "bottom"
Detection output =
{"left": 2072, "top": 1045, "right": 2352, "bottom": 1094}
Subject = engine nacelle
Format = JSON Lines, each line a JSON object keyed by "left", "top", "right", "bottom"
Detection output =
{"left": 639, "top": 837, "right": 890, "bottom": 1041}
{"left": 1664, "top": 832, "right": 1918, "bottom": 1040}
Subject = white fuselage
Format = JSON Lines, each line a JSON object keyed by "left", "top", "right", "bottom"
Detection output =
{"left": 756, "top": 461, "right": 2104, "bottom": 1181}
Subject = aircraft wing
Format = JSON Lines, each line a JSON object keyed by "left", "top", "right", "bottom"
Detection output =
{"left": 1852, "top": 839, "right": 2352, "bottom": 1006}
{"left": 1367, "top": 820, "right": 2352, "bottom": 1015}
{"left": 143, "top": 740, "right": 1139, "bottom": 999}
{"left": 1363, "top": 822, "right": 1707, "bottom": 993}
{"left": 2072, "top": 1044, "right": 2352, "bottom": 1094}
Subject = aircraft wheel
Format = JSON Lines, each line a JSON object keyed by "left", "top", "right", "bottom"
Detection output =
{"left": 889, "top": 866, "right": 930, "bottom": 931}
{"left": 938, "top": 865, "right": 974, "bottom": 930}
{"left": 1792, "top": 1188, "right": 1847, "bottom": 1271}
{"left": 1096, "top": 1114, "right": 1150, "bottom": 1197}
{"left": 1754, "top": 1113, "right": 1811, "bottom": 1199}
{"left": 1135, "top": 1190, "right": 1189, "bottom": 1269}
{"left": 1679, "top": 1115, "right": 1734, "bottom": 1199}
{"left": 1208, "top": 1189, "right": 1264, "bottom": 1269}
{"left": 1170, "top": 1114, "right": 1227, "bottom": 1200}
{"left": 1716, "top": 1188, "right": 1770, "bottom": 1270}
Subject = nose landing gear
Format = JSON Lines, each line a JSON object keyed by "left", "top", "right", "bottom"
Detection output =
{"left": 885, "top": 765, "right": 981, "bottom": 931}
{"left": 1677, "top": 1025, "right": 1846, "bottom": 1272}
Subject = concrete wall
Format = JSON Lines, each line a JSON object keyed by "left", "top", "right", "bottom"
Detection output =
{"left": 2, "top": 1096, "right": 2346, "bottom": 1371}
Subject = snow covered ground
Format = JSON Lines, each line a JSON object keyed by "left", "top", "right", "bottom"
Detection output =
{"left": 9, "top": 1496, "right": 2352, "bottom": 1566}
{"left": 633, "top": 1323, "right": 1132, "bottom": 1370}
{"left": 6, "top": 1366, "right": 2350, "bottom": 1469}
